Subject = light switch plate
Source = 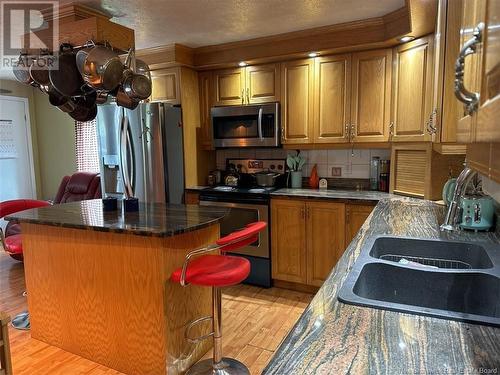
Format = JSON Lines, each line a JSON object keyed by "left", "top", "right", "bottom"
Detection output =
{"left": 331, "top": 167, "right": 342, "bottom": 176}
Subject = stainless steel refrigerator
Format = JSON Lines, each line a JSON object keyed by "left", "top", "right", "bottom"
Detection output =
{"left": 96, "top": 102, "right": 185, "bottom": 204}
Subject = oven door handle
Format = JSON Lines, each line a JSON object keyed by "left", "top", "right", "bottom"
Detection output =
{"left": 258, "top": 107, "right": 263, "bottom": 141}
{"left": 200, "top": 200, "right": 267, "bottom": 210}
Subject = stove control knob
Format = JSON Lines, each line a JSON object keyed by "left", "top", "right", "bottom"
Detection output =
{"left": 270, "top": 164, "right": 275, "bottom": 170}
{"left": 277, "top": 165, "right": 283, "bottom": 170}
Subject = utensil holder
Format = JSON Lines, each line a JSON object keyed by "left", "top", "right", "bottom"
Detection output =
{"left": 290, "top": 171, "right": 302, "bottom": 188}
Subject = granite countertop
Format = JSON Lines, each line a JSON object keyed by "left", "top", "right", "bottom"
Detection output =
{"left": 5, "top": 199, "right": 229, "bottom": 237}
{"left": 271, "top": 188, "right": 394, "bottom": 202}
{"left": 185, "top": 186, "right": 210, "bottom": 192}
{"left": 264, "top": 197, "right": 500, "bottom": 374}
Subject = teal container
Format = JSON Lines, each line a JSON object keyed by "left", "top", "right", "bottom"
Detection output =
{"left": 290, "top": 171, "right": 302, "bottom": 188}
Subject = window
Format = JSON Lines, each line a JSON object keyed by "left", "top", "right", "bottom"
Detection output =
{"left": 74, "top": 120, "right": 99, "bottom": 173}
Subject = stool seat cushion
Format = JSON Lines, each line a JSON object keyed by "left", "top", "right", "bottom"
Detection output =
{"left": 171, "top": 255, "right": 250, "bottom": 287}
{"left": 4, "top": 235, "right": 22, "bottom": 254}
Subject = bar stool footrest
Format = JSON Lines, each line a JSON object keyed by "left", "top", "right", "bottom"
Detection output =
{"left": 186, "top": 358, "right": 250, "bottom": 375}
{"left": 185, "top": 315, "right": 213, "bottom": 344}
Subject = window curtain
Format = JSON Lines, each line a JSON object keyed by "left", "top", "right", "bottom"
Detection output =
{"left": 74, "top": 120, "right": 100, "bottom": 173}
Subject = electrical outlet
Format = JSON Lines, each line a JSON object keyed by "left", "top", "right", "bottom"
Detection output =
{"left": 331, "top": 167, "right": 342, "bottom": 177}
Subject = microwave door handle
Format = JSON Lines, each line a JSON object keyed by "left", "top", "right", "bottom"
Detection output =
{"left": 258, "top": 107, "right": 263, "bottom": 141}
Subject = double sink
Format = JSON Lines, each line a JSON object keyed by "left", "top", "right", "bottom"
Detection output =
{"left": 338, "top": 237, "right": 500, "bottom": 326}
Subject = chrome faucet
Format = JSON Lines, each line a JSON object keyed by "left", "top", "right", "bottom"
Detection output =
{"left": 441, "top": 166, "right": 478, "bottom": 231}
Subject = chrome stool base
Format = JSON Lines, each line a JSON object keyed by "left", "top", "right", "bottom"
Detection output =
{"left": 11, "top": 311, "right": 30, "bottom": 330}
{"left": 187, "top": 358, "right": 249, "bottom": 375}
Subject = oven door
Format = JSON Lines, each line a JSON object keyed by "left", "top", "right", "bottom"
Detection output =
{"left": 211, "top": 103, "right": 280, "bottom": 148}
{"left": 199, "top": 200, "right": 269, "bottom": 258}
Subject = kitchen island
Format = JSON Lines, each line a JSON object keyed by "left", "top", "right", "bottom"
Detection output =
{"left": 5, "top": 199, "right": 229, "bottom": 375}
{"left": 263, "top": 197, "right": 500, "bottom": 374}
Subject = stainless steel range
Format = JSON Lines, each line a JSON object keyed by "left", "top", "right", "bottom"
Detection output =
{"left": 199, "top": 159, "right": 286, "bottom": 288}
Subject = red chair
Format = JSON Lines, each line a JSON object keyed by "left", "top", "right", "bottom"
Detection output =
{"left": 0, "top": 200, "right": 51, "bottom": 261}
{"left": 171, "top": 221, "right": 267, "bottom": 375}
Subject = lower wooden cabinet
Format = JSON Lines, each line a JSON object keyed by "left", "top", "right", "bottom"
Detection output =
{"left": 271, "top": 199, "right": 307, "bottom": 283}
{"left": 184, "top": 191, "right": 200, "bottom": 204}
{"left": 271, "top": 198, "right": 349, "bottom": 287}
{"left": 345, "top": 204, "right": 375, "bottom": 244}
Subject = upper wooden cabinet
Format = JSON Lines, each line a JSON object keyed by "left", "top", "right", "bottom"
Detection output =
{"left": 271, "top": 198, "right": 346, "bottom": 287}
{"left": 287, "top": 49, "right": 392, "bottom": 146}
{"left": 313, "top": 54, "right": 351, "bottom": 143}
{"left": 351, "top": 49, "right": 392, "bottom": 143}
{"left": 213, "top": 64, "right": 280, "bottom": 106}
{"left": 198, "top": 70, "right": 213, "bottom": 150}
{"left": 392, "top": 36, "right": 435, "bottom": 142}
{"left": 281, "top": 59, "right": 315, "bottom": 144}
{"left": 476, "top": 0, "right": 500, "bottom": 143}
{"left": 150, "top": 68, "right": 180, "bottom": 104}
{"left": 245, "top": 63, "right": 280, "bottom": 104}
{"left": 213, "top": 68, "right": 245, "bottom": 106}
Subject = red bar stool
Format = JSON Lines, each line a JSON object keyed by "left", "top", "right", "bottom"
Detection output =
{"left": 171, "top": 221, "right": 267, "bottom": 375}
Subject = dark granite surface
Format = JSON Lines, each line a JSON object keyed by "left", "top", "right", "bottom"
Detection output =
{"left": 271, "top": 188, "right": 393, "bottom": 202}
{"left": 185, "top": 186, "right": 210, "bottom": 192}
{"left": 264, "top": 197, "right": 500, "bottom": 374}
{"left": 5, "top": 199, "right": 229, "bottom": 237}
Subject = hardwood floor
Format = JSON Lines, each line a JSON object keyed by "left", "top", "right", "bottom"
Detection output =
{"left": 0, "top": 251, "right": 313, "bottom": 374}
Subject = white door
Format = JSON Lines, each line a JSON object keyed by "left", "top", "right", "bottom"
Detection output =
{"left": 0, "top": 96, "right": 36, "bottom": 205}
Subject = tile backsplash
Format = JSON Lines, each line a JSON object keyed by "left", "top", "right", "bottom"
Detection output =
{"left": 216, "top": 148, "right": 391, "bottom": 179}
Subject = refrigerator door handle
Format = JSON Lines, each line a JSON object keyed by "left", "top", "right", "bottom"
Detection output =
{"left": 120, "top": 112, "right": 134, "bottom": 198}
{"left": 258, "top": 107, "right": 263, "bottom": 141}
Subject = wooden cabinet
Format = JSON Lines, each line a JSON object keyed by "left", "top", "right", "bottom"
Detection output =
{"left": 281, "top": 59, "right": 315, "bottom": 144}
{"left": 150, "top": 68, "right": 180, "bottom": 104}
{"left": 313, "top": 54, "right": 351, "bottom": 143}
{"left": 213, "top": 64, "right": 280, "bottom": 106}
{"left": 351, "top": 49, "right": 392, "bottom": 143}
{"left": 245, "top": 63, "right": 280, "bottom": 104}
{"left": 213, "top": 68, "right": 245, "bottom": 106}
{"left": 184, "top": 191, "right": 200, "bottom": 204}
{"left": 392, "top": 36, "right": 435, "bottom": 142}
{"left": 271, "top": 199, "right": 307, "bottom": 283}
{"left": 476, "top": 0, "right": 500, "bottom": 143}
{"left": 345, "top": 204, "right": 374, "bottom": 244}
{"left": 271, "top": 199, "right": 346, "bottom": 287}
{"left": 390, "top": 143, "right": 464, "bottom": 199}
{"left": 306, "top": 201, "right": 346, "bottom": 286}
{"left": 198, "top": 70, "right": 213, "bottom": 150}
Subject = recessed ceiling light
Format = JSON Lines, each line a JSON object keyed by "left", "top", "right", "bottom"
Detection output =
{"left": 238, "top": 61, "right": 248, "bottom": 67}
{"left": 399, "top": 36, "right": 415, "bottom": 43}
{"left": 308, "top": 52, "right": 319, "bottom": 58}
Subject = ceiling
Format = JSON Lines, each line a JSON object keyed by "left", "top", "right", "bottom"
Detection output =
{"left": 0, "top": 0, "right": 405, "bottom": 80}
{"left": 66, "top": 0, "right": 405, "bottom": 49}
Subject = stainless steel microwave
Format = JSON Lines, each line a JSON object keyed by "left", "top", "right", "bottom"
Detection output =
{"left": 211, "top": 102, "right": 280, "bottom": 148}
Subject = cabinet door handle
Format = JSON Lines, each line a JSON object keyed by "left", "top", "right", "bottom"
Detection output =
{"left": 346, "top": 208, "right": 350, "bottom": 223}
{"left": 301, "top": 207, "right": 305, "bottom": 220}
{"left": 281, "top": 126, "right": 285, "bottom": 142}
{"left": 389, "top": 121, "right": 394, "bottom": 140}
{"left": 350, "top": 123, "right": 356, "bottom": 142}
{"left": 426, "top": 108, "right": 438, "bottom": 135}
{"left": 306, "top": 207, "right": 310, "bottom": 219}
{"left": 454, "top": 22, "right": 484, "bottom": 115}
{"left": 241, "top": 90, "right": 245, "bottom": 104}
{"left": 246, "top": 88, "right": 250, "bottom": 104}
{"left": 344, "top": 123, "right": 350, "bottom": 140}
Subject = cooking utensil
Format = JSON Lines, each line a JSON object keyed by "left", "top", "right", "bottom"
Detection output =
{"left": 13, "top": 54, "right": 35, "bottom": 86}
{"left": 121, "top": 68, "right": 152, "bottom": 100}
{"left": 78, "top": 44, "right": 124, "bottom": 91}
{"left": 29, "top": 53, "right": 53, "bottom": 86}
{"left": 49, "top": 45, "right": 84, "bottom": 97}
{"left": 69, "top": 102, "right": 98, "bottom": 122}
{"left": 115, "top": 85, "right": 140, "bottom": 109}
{"left": 254, "top": 171, "right": 280, "bottom": 187}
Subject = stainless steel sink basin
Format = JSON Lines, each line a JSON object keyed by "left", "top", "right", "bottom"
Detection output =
{"left": 338, "top": 236, "right": 500, "bottom": 326}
